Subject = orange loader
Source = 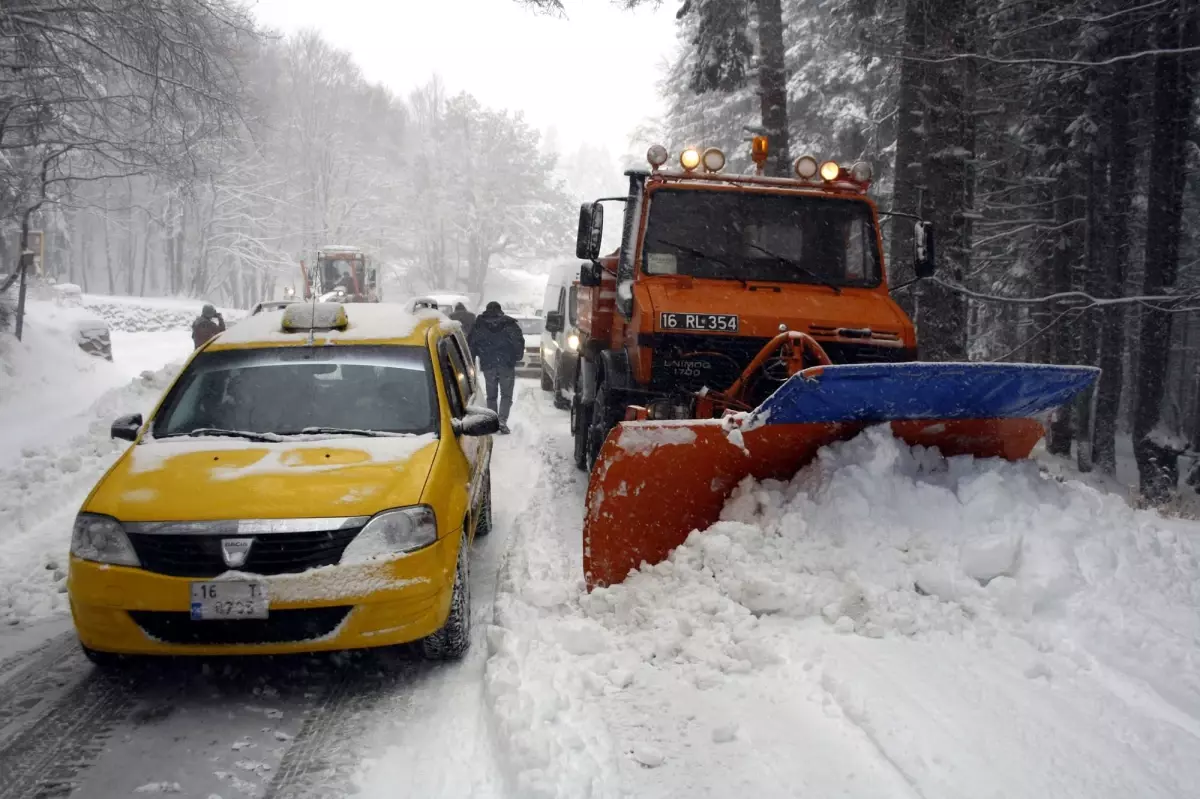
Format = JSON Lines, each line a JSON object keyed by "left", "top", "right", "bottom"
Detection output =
{"left": 565, "top": 141, "right": 1098, "bottom": 591}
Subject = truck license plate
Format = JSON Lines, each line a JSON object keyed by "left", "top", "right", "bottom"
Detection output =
{"left": 660, "top": 312, "right": 739, "bottom": 333}
{"left": 190, "top": 581, "right": 268, "bottom": 621}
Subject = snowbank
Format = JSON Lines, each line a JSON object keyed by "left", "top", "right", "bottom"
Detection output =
{"left": 0, "top": 363, "right": 181, "bottom": 624}
{"left": 0, "top": 312, "right": 107, "bottom": 412}
{"left": 489, "top": 425, "right": 1200, "bottom": 798}
{"left": 82, "top": 293, "right": 242, "bottom": 332}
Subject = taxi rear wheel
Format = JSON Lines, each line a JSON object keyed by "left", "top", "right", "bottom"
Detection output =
{"left": 475, "top": 468, "right": 492, "bottom": 538}
{"left": 421, "top": 535, "right": 470, "bottom": 661}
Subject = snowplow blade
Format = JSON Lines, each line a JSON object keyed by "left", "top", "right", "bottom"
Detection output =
{"left": 583, "top": 362, "right": 1099, "bottom": 590}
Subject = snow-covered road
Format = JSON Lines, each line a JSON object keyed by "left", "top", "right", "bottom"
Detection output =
{"left": 1, "top": 322, "right": 1198, "bottom": 799}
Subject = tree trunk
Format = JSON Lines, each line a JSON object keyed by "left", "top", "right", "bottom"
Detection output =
{"left": 1132, "top": 1, "right": 1198, "bottom": 501}
{"left": 888, "top": 0, "right": 928, "bottom": 319}
{"left": 1094, "top": 30, "right": 1137, "bottom": 475}
{"left": 912, "top": 0, "right": 973, "bottom": 362}
{"left": 753, "top": 0, "right": 791, "bottom": 177}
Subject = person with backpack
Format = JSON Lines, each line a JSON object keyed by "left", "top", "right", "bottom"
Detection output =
{"left": 466, "top": 301, "right": 524, "bottom": 434}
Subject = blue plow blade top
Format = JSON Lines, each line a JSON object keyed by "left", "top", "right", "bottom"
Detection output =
{"left": 753, "top": 362, "right": 1101, "bottom": 426}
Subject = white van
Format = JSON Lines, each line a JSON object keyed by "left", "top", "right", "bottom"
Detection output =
{"left": 540, "top": 263, "right": 581, "bottom": 409}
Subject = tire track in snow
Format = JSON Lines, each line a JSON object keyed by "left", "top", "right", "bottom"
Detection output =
{"left": 263, "top": 655, "right": 427, "bottom": 799}
{"left": 0, "top": 633, "right": 87, "bottom": 753}
{"left": 0, "top": 669, "right": 138, "bottom": 798}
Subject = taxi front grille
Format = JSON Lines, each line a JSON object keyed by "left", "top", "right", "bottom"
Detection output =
{"left": 130, "top": 607, "right": 352, "bottom": 645}
{"left": 126, "top": 528, "right": 362, "bottom": 578}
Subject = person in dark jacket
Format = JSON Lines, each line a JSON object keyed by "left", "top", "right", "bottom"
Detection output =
{"left": 191, "top": 303, "right": 225, "bottom": 349}
{"left": 449, "top": 302, "right": 476, "bottom": 337}
{"left": 466, "top": 301, "right": 524, "bottom": 434}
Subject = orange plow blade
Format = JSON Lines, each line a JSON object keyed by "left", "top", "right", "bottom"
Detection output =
{"left": 582, "top": 417, "right": 1046, "bottom": 590}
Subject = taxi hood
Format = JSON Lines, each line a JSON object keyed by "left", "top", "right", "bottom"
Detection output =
{"left": 642, "top": 280, "right": 911, "bottom": 341}
{"left": 86, "top": 434, "right": 440, "bottom": 522}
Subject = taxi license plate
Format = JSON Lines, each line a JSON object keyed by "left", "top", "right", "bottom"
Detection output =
{"left": 190, "top": 581, "right": 268, "bottom": 621}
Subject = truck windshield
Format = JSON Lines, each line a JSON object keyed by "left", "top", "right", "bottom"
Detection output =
{"left": 319, "top": 257, "right": 365, "bottom": 292}
{"left": 151, "top": 346, "right": 437, "bottom": 438}
{"left": 642, "top": 189, "right": 881, "bottom": 287}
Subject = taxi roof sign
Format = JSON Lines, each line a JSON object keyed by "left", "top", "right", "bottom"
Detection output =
{"left": 282, "top": 302, "right": 349, "bottom": 333}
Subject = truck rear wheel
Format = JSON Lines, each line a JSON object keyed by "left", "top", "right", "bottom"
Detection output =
{"left": 572, "top": 372, "right": 591, "bottom": 471}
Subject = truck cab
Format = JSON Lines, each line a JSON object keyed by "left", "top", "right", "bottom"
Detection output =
{"left": 302, "top": 245, "right": 380, "bottom": 303}
{"left": 570, "top": 143, "right": 932, "bottom": 469}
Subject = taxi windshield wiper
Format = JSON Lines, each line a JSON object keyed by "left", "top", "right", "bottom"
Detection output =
{"left": 182, "top": 428, "right": 283, "bottom": 442}
{"left": 298, "top": 426, "right": 404, "bottom": 437}
{"left": 743, "top": 242, "right": 842, "bottom": 294}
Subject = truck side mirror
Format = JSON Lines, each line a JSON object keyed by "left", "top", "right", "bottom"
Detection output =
{"left": 576, "top": 202, "right": 604, "bottom": 261}
{"left": 579, "top": 261, "right": 602, "bottom": 288}
{"left": 545, "top": 311, "right": 564, "bottom": 334}
{"left": 914, "top": 221, "right": 936, "bottom": 279}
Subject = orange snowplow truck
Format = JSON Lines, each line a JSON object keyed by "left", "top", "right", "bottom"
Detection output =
{"left": 567, "top": 141, "right": 1098, "bottom": 591}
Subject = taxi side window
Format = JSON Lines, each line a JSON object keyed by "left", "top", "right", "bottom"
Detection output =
{"left": 438, "top": 338, "right": 470, "bottom": 418}
{"left": 448, "top": 332, "right": 477, "bottom": 400}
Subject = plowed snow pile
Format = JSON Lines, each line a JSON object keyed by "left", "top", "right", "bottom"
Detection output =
{"left": 488, "top": 425, "right": 1200, "bottom": 799}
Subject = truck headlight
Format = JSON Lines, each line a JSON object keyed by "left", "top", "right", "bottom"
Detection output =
{"left": 567, "top": 333, "right": 580, "bottom": 351}
{"left": 340, "top": 506, "right": 437, "bottom": 564}
{"left": 71, "top": 513, "right": 140, "bottom": 567}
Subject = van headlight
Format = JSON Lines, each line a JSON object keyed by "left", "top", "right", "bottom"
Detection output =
{"left": 71, "top": 514, "right": 140, "bottom": 567}
{"left": 567, "top": 333, "right": 580, "bottom": 351}
{"left": 340, "top": 506, "right": 438, "bottom": 564}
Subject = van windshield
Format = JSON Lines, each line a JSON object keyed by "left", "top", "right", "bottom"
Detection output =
{"left": 151, "top": 346, "right": 437, "bottom": 438}
{"left": 642, "top": 189, "right": 881, "bottom": 287}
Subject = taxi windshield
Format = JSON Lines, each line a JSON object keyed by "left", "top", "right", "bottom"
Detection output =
{"left": 151, "top": 345, "right": 437, "bottom": 438}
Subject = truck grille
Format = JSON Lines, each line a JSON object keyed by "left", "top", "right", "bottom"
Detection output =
{"left": 126, "top": 528, "right": 363, "bottom": 578}
{"left": 646, "top": 333, "right": 916, "bottom": 394}
{"left": 130, "top": 607, "right": 352, "bottom": 645}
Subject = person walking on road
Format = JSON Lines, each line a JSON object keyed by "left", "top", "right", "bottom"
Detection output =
{"left": 192, "top": 303, "right": 226, "bottom": 349}
{"left": 467, "top": 301, "right": 524, "bottom": 434}
{"left": 449, "top": 302, "right": 476, "bottom": 337}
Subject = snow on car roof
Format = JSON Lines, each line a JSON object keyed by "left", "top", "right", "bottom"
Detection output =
{"left": 209, "top": 302, "right": 440, "bottom": 348}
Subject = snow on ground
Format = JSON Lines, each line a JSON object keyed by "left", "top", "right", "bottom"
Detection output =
{"left": 0, "top": 363, "right": 180, "bottom": 625}
{"left": 488, "top": 421, "right": 1200, "bottom": 798}
{"left": 0, "top": 299, "right": 193, "bottom": 626}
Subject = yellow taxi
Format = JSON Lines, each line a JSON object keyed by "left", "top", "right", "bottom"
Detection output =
{"left": 67, "top": 302, "right": 496, "bottom": 664}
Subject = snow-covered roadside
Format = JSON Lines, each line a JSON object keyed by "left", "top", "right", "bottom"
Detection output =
{"left": 0, "top": 362, "right": 181, "bottom": 625}
{"left": 488, "top": 422, "right": 1200, "bottom": 798}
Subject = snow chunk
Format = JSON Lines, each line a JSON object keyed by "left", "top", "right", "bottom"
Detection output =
{"left": 614, "top": 425, "right": 697, "bottom": 455}
{"left": 630, "top": 744, "right": 665, "bottom": 768}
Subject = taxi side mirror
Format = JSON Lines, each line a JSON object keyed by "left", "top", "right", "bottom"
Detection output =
{"left": 454, "top": 406, "right": 500, "bottom": 437}
{"left": 111, "top": 413, "right": 143, "bottom": 442}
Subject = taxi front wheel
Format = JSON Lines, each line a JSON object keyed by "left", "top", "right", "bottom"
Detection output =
{"left": 474, "top": 468, "right": 492, "bottom": 538}
{"left": 421, "top": 534, "right": 470, "bottom": 661}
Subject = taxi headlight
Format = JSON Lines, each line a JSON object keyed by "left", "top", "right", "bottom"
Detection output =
{"left": 340, "top": 506, "right": 438, "bottom": 563}
{"left": 567, "top": 333, "right": 580, "bottom": 351}
{"left": 71, "top": 513, "right": 140, "bottom": 567}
